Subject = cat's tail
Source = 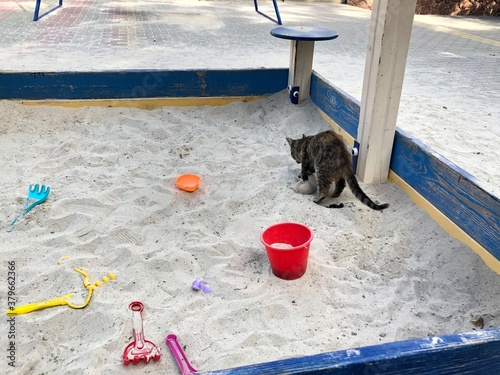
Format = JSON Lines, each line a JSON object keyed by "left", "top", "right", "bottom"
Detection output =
{"left": 346, "top": 172, "right": 389, "bottom": 211}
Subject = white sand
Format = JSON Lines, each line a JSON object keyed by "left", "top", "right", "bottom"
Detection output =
{"left": 1, "top": 93, "right": 499, "bottom": 374}
{"left": 1, "top": 1, "right": 498, "bottom": 197}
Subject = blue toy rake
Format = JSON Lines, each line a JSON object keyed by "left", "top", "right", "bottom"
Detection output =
{"left": 7, "top": 184, "right": 50, "bottom": 232}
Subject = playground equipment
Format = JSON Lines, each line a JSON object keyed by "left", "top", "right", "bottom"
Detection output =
{"left": 254, "top": 0, "right": 282, "bottom": 25}
{"left": 33, "top": 0, "right": 63, "bottom": 21}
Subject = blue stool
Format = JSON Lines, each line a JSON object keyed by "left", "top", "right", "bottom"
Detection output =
{"left": 271, "top": 26, "right": 338, "bottom": 104}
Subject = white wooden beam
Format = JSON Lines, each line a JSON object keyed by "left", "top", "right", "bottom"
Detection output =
{"left": 288, "top": 40, "right": 315, "bottom": 102}
{"left": 356, "top": 0, "right": 417, "bottom": 183}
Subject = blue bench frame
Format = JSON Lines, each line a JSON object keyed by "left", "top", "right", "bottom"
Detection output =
{"left": 254, "top": 0, "right": 283, "bottom": 25}
{"left": 33, "top": 0, "right": 63, "bottom": 21}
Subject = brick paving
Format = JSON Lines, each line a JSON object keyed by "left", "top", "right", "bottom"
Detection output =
{"left": 0, "top": 0, "right": 499, "bottom": 194}
{"left": 0, "top": 1, "right": 496, "bottom": 94}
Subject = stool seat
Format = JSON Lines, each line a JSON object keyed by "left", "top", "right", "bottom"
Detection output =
{"left": 271, "top": 26, "right": 339, "bottom": 42}
{"left": 271, "top": 26, "right": 339, "bottom": 104}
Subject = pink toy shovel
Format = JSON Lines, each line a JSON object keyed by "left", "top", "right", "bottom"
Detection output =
{"left": 166, "top": 334, "right": 198, "bottom": 374}
{"left": 123, "top": 301, "right": 161, "bottom": 365}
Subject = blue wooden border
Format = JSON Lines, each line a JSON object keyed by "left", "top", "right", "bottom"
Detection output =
{"left": 198, "top": 328, "right": 500, "bottom": 374}
{"left": 391, "top": 128, "right": 500, "bottom": 257}
{"left": 310, "top": 71, "right": 500, "bottom": 261}
{"left": 0, "top": 69, "right": 288, "bottom": 100}
{"left": 310, "top": 72, "right": 360, "bottom": 139}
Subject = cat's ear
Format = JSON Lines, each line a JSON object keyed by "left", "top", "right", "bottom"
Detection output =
{"left": 286, "top": 137, "right": 292, "bottom": 145}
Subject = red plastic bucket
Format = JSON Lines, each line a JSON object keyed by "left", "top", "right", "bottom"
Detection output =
{"left": 260, "top": 222, "right": 314, "bottom": 280}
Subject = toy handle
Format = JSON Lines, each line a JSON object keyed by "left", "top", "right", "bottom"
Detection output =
{"left": 166, "top": 334, "right": 198, "bottom": 375}
{"left": 6, "top": 206, "right": 27, "bottom": 232}
{"left": 6, "top": 293, "right": 73, "bottom": 316}
{"left": 130, "top": 302, "right": 146, "bottom": 350}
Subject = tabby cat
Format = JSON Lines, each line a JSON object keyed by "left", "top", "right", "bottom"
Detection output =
{"left": 286, "top": 131, "right": 389, "bottom": 211}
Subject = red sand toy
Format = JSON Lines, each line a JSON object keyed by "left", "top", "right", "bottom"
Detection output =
{"left": 261, "top": 222, "right": 314, "bottom": 280}
{"left": 123, "top": 301, "right": 161, "bottom": 365}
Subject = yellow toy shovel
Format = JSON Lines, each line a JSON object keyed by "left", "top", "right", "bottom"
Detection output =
{"left": 6, "top": 268, "right": 108, "bottom": 316}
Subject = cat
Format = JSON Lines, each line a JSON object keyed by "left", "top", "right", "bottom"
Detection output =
{"left": 286, "top": 130, "right": 389, "bottom": 211}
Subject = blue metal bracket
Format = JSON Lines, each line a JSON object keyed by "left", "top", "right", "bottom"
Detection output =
{"left": 254, "top": 0, "right": 283, "bottom": 25}
{"left": 289, "top": 86, "right": 299, "bottom": 105}
{"left": 34, "top": 0, "right": 63, "bottom": 22}
{"left": 351, "top": 140, "right": 360, "bottom": 174}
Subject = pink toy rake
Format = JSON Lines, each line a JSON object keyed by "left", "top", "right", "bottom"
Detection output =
{"left": 123, "top": 301, "right": 161, "bottom": 365}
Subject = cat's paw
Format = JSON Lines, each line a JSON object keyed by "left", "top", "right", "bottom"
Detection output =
{"left": 313, "top": 195, "right": 326, "bottom": 203}
{"left": 293, "top": 179, "right": 317, "bottom": 195}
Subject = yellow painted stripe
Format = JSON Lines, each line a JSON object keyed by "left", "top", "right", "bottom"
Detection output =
{"left": 18, "top": 96, "right": 263, "bottom": 109}
{"left": 414, "top": 21, "right": 500, "bottom": 47}
{"left": 389, "top": 171, "right": 500, "bottom": 275}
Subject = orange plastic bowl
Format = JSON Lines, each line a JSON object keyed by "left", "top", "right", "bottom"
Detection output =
{"left": 176, "top": 174, "right": 201, "bottom": 192}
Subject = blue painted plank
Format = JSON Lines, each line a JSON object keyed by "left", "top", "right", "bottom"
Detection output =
{"left": 391, "top": 129, "right": 500, "bottom": 258}
{"left": 311, "top": 71, "right": 500, "bottom": 262}
{"left": 198, "top": 328, "right": 500, "bottom": 375}
{"left": 0, "top": 69, "right": 288, "bottom": 100}
{"left": 310, "top": 72, "right": 360, "bottom": 139}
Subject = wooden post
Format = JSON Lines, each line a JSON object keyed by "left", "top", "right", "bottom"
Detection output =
{"left": 356, "top": 0, "right": 417, "bottom": 183}
{"left": 288, "top": 40, "right": 315, "bottom": 102}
